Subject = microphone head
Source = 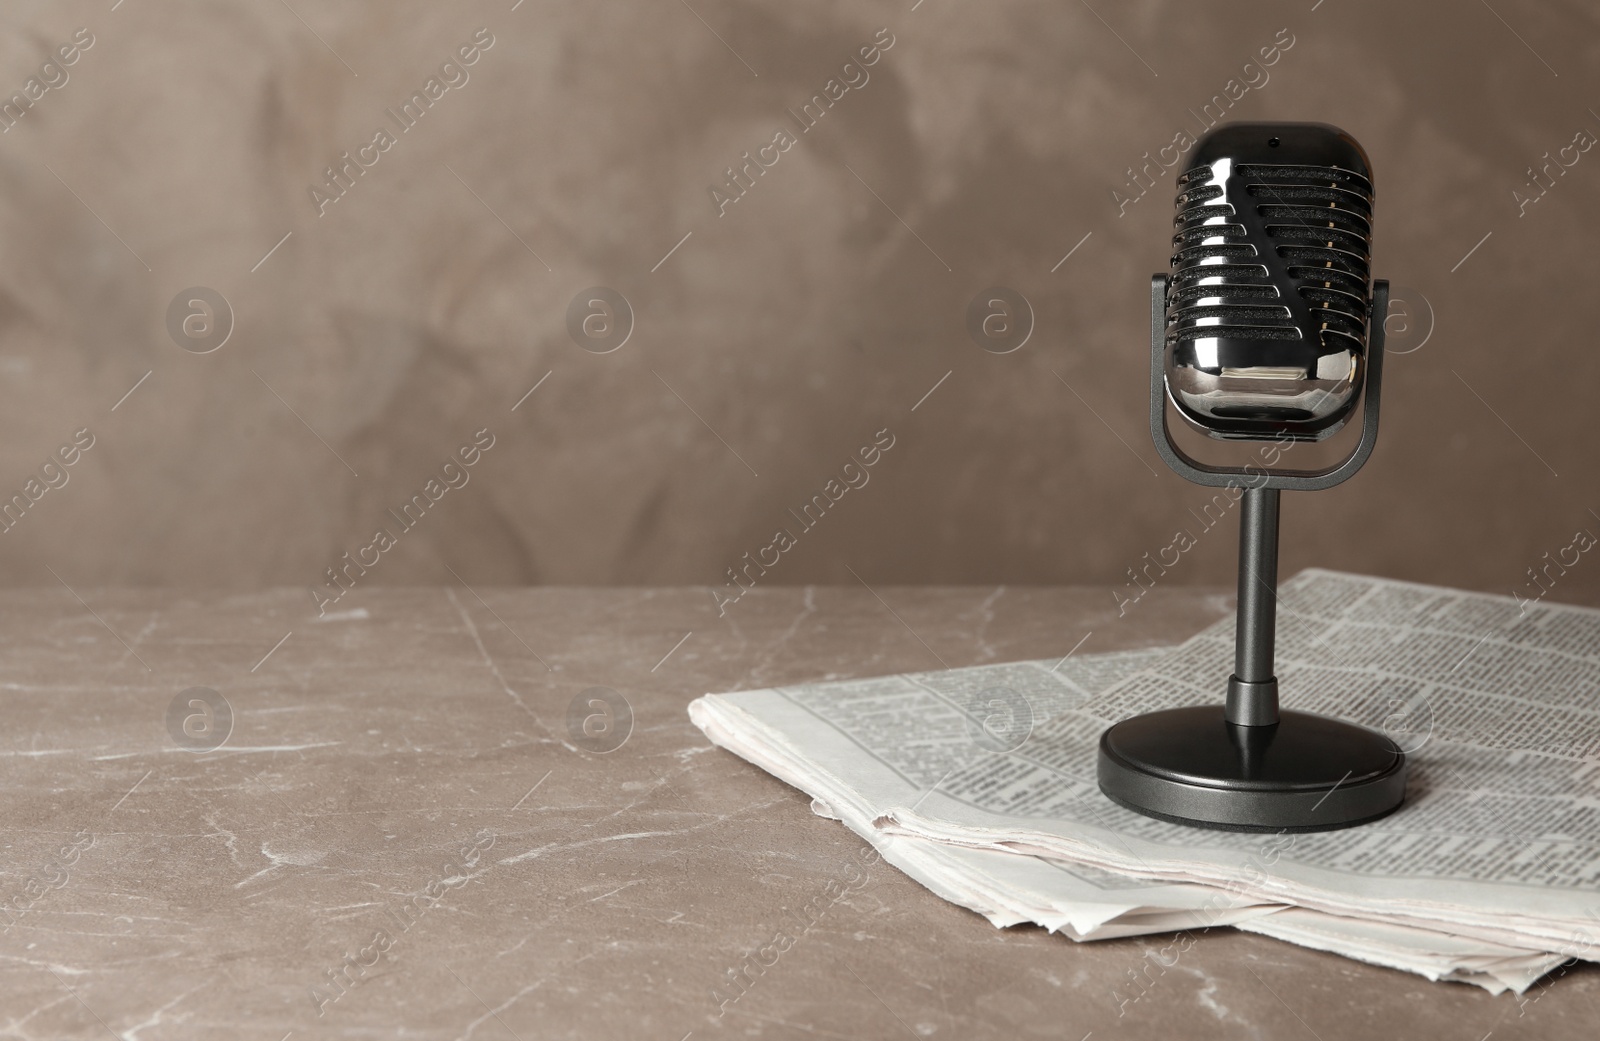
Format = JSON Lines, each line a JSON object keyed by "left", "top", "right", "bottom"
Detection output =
{"left": 1165, "top": 122, "right": 1374, "bottom": 442}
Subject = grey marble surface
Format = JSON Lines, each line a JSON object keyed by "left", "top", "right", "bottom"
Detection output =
{"left": 0, "top": 585, "right": 1593, "bottom": 1040}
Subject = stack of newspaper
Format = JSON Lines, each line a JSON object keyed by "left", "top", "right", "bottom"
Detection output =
{"left": 690, "top": 570, "right": 1600, "bottom": 994}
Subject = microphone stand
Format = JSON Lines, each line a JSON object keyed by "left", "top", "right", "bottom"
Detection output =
{"left": 1094, "top": 278, "right": 1406, "bottom": 831}
{"left": 1230, "top": 484, "right": 1280, "bottom": 731}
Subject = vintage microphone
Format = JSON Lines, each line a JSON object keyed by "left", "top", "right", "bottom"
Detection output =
{"left": 1096, "top": 122, "right": 1407, "bottom": 831}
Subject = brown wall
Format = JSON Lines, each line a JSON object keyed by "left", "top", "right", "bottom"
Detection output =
{"left": 2, "top": 0, "right": 1598, "bottom": 609}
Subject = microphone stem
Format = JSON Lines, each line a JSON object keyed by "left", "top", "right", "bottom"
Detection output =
{"left": 1228, "top": 484, "right": 1281, "bottom": 726}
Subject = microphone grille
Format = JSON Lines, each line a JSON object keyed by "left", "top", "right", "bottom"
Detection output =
{"left": 1169, "top": 161, "right": 1374, "bottom": 351}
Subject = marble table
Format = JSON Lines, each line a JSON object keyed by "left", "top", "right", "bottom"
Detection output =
{"left": 1, "top": 585, "right": 1592, "bottom": 1040}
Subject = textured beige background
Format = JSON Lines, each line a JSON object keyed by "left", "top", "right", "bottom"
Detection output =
{"left": 1, "top": 0, "right": 1598, "bottom": 606}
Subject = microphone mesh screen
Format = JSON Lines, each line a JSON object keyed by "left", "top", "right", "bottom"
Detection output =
{"left": 1169, "top": 163, "right": 1374, "bottom": 353}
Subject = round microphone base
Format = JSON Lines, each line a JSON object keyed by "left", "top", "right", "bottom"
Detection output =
{"left": 1097, "top": 705, "right": 1406, "bottom": 832}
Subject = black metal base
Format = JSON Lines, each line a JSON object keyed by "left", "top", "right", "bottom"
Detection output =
{"left": 1097, "top": 705, "right": 1406, "bottom": 832}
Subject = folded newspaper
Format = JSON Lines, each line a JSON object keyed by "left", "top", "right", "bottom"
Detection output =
{"left": 690, "top": 569, "right": 1600, "bottom": 994}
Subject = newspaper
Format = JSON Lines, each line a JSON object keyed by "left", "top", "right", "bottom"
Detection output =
{"left": 688, "top": 577, "right": 1587, "bottom": 993}
{"left": 1237, "top": 909, "right": 1563, "bottom": 993}
{"left": 691, "top": 649, "right": 1284, "bottom": 940}
{"left": 875, "top": 570, "right": 1600, "bottom": 960}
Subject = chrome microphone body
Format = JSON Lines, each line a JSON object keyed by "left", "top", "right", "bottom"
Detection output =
{"left": 1165, "top": 122, "right": 1375, "bottom": 441}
